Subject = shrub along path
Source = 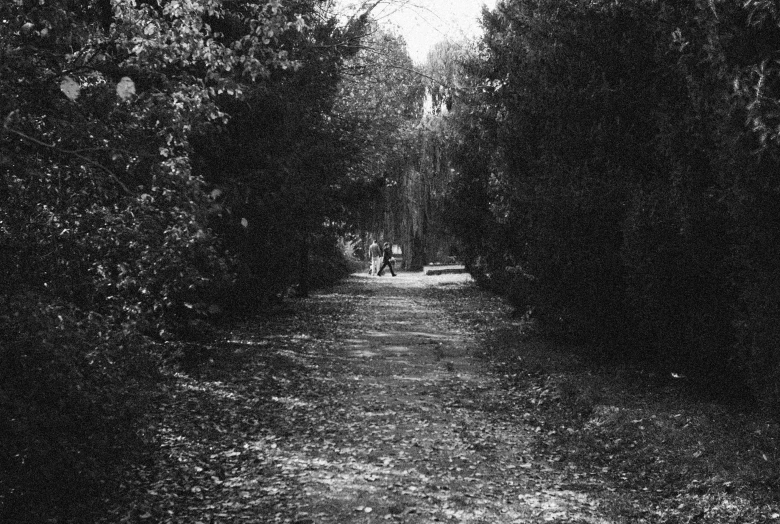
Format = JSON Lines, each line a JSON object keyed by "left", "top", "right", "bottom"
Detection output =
{"left": 106, "top": 272, "right": 780, "bottom": 523}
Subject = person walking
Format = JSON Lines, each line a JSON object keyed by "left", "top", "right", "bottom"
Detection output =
{"left": 377, "top": 242, "right": 396, "bottom": 277}
{"left": 368, "top": 238, "right": 382, "bottom": 276}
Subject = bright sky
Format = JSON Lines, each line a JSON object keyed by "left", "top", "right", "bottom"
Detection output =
{"left": 343, "top": 0, "right": 496, "bottom": 64}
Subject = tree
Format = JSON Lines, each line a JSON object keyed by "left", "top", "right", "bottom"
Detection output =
{"left": 190, "top": 1, "right": 377, "bottom": 300}
{"left": 328, "top": 24, "right": 426, "bottom": 261}
{"left": 0, "top": 0, "right": 318, "bottom": 519}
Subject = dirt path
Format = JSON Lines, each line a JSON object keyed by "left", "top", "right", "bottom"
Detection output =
{"left": 267, "top": 271, "right": 606, "bottom": 523}
{"left": 183, "top": 271, "right": 605, "bottom": 524}
{"left": 104, "top": 270, "right": 780, "bottom": 524}
{"left": 284, "top": 273, "right": 605, "bottom": 523}
{"left": 105, "top": 271, "right": 606, "bottom": 523}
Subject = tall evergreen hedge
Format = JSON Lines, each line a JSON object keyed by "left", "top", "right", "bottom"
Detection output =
{"left": 448, "top": 0, "right": 780, "bottom": 408}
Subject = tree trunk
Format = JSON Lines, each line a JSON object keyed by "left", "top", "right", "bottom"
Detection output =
{"left": 297, "top": 231, "right": 310, "bottom": 298}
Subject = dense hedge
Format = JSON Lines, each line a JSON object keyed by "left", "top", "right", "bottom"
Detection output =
{"left": 447, "top": 0, "right": 780, "bottom": 408}
{"left": 0, "top": 0, "right": 371, "bottom": 520}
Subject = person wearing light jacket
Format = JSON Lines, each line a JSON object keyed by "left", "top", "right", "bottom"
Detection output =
{"left": 368, "top": 239, "right": 382, "bottom": 276}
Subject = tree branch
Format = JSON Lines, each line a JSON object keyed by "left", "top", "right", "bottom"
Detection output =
{"left": 3, "top": 124, "right": 134, "bottom": 196}
{"left": 381, "top": 62, "right": 463, "bottom": 92}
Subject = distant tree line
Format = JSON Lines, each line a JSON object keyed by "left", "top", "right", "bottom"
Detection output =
{"left": 441, "top": 0, "right": 780, "bottom": 409}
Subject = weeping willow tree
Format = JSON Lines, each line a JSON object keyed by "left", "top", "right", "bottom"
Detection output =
{"left": 333, "top": 26, "right": 471, "bottom": 269}
{"left": 392, "top": 116, "right": 453, "bottom": 268}
{"left": 393, "top": 39, "right": 473, "bottom": 269}
{"left": 331, "top": 24, "right": 423, "bottom": 262}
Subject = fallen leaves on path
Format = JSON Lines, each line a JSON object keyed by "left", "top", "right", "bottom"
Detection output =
{"left": 102, "top": 272, "right": 780, "bottom": 524}
{"left": 101, "top": 273, "right": 611, "bottom": 523}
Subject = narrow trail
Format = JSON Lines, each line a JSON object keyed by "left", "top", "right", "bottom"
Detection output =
{"left": 104, "top": 269, "right": 780, "bottom": 524}
{"left": 117, "top": 271, "right": 610, "bottom": 523}
{"left": 249, "top": 272, "right": 608, "bottom": 523}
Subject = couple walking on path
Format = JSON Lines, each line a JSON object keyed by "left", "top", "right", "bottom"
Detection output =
{"left": 369, "top": 239, "right": 396, "bottom": 277}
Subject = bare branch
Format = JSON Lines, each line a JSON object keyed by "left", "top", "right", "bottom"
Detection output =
{"left": 349, "top": 0, "right": 385, "bottom": 26}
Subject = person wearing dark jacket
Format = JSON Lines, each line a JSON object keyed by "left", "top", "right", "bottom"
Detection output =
{"left": 377, "top": 242, "right": 396, "bottom": 277}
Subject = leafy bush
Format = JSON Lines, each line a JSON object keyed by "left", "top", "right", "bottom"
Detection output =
{"left": 0, "top": 294, "right": 158, "bottom": 522}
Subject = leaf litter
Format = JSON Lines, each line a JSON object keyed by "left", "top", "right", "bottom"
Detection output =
{"left": 100, "top": 272, "right": 780, "bottom": 523}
